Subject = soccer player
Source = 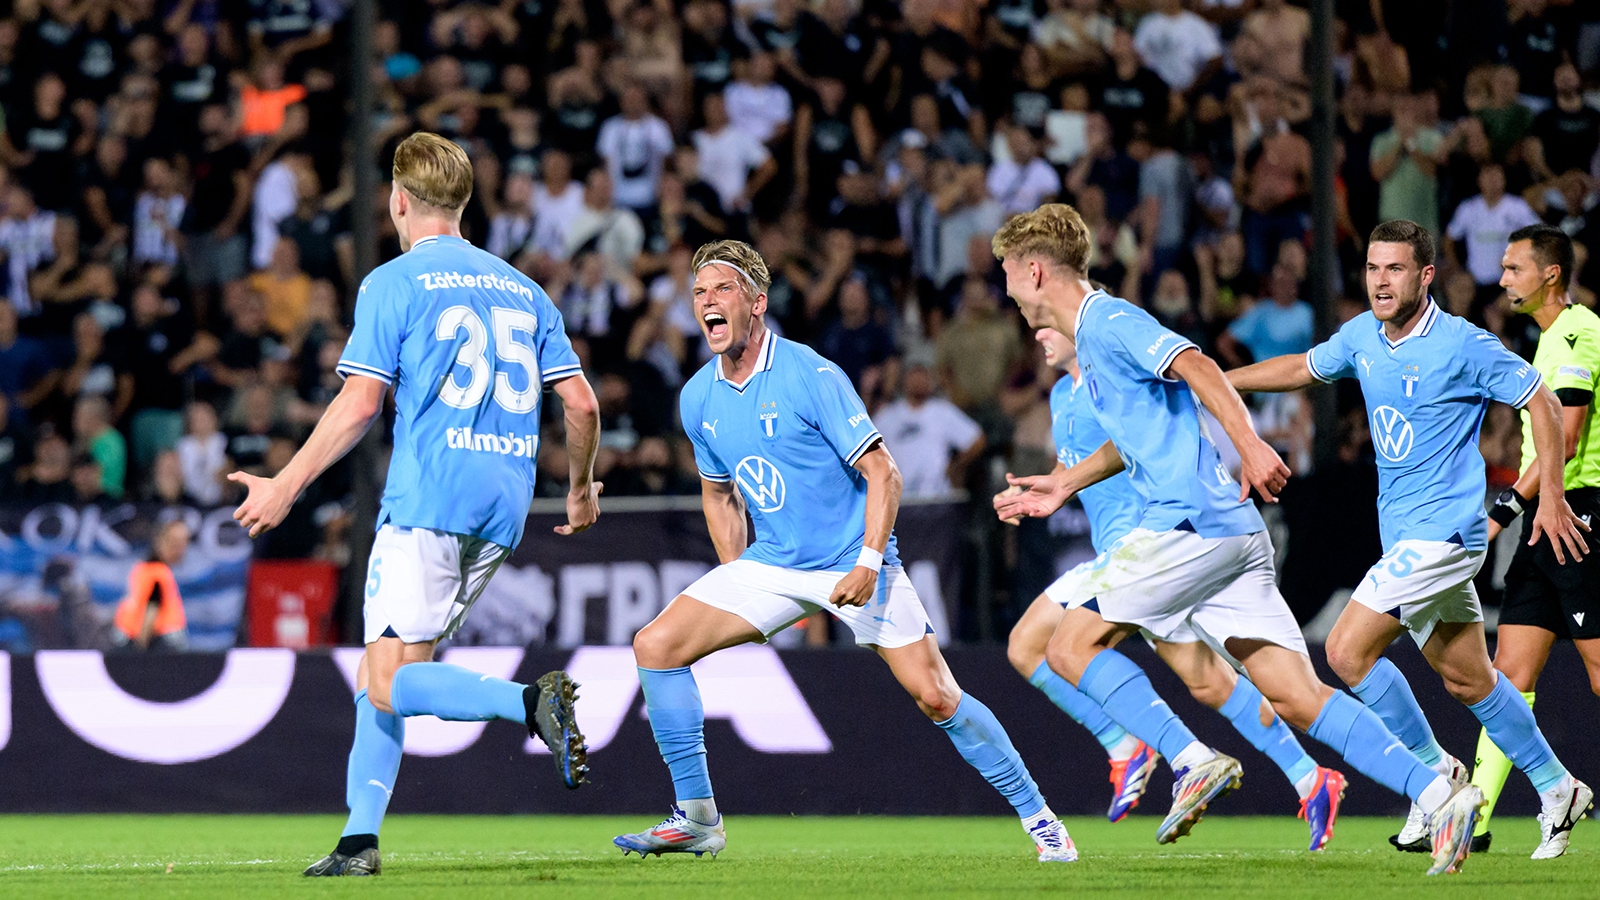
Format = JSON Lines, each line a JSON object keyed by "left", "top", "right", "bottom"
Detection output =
{"left": 1469, "top": 224, "right": 1600, "bottom": 853}
{"left": 992, "top": 204, "right": 1481, "bottom": 876}
{"left": 612, "top": 239, "right": 1078, "bottom": 862}
{"left": 1227, "top": 219, "right": 1592, "bottom": 864}
{"left": 1003, "top": 325, "right": 1345, "bottom": 850}
{"left": 230, "top": 133, "right": 603, "bottom": 877}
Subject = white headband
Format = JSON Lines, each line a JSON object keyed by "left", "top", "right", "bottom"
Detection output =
{"left": 696, "top": 260, "right": 760, "bottom": 291}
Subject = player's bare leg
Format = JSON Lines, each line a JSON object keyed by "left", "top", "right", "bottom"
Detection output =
{"left": 1009, "top": 598, "right": 1155, "bottom": 821}
{"left": 616, "top": 596, "right": 762, "bottom": 859}
{"left": 880, "top": 634, "right": 1077, "bottom": 861}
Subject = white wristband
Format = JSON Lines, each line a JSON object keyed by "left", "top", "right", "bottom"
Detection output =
{"left": 856, "top": 546, "right": 884, "bottom": 571}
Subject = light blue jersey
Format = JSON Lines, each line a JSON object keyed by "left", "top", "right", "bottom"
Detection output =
{"left": 1307, "top": 299, "right": 1540, "bottom": 551}
{"left": 1074, "top": 290, "right": 1264, "bottom": 538}
{"left": 680, "top": 329, "right": 901, "bottom": 571}
{"left": 1050, "top": 373, "right": 1142, "bottom": 553}
{"left": 339, "top": 234, "right": 581, "bottom": 549}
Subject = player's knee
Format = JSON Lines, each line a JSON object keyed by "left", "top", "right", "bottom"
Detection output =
{"left": 631, "top": 624, "right": 672, "bottom": 669}
{"left": 915, "top": 684, "right": 962, "bottom": 721}
{"left": 1006, "top": 629, "right": 1043, "bottom": 678}
{"left": 1323, "top": 637, "right": 1372, "bottom": 688}
{"left": 1186, "top": 679, "right": 1231, "bottom": 710}
{"left": 1439, "top": 666, "right": 1494, "bottom": 705}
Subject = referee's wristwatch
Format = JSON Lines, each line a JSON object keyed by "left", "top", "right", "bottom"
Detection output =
{"left": 1488, "top": 488, "right": 1528, "bottom": 528}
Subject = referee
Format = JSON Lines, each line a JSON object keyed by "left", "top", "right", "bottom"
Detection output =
{"left": 1471, "top": 223, "right": 1600, "bottom": 851}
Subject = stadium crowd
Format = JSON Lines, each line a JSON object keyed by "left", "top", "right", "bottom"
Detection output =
{"left": 0, "top": 0, "right": 1598, "bottom": 631}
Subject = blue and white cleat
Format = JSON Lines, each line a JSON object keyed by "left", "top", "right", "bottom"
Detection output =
{"left": 1427, "top": 784, "right": 1485, "bottom": 875}
{"left": 1106, "top": 740, "right": 1160, "bottom": 823}
{"left": 613, "top": 808, "right": 727, "bottom": 859}
{"left": 1299, "top": 767, "right": 1346, "bottom": 851}
{"left": 1157, "top": 753, "right": 1242, "bottom": 844}
{"left": 1026, "top": 816, "right": 1079, "bottom": 862}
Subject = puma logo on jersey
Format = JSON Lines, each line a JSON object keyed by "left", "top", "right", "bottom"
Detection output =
{"left": 1360, "top": 357, "right": 1373, "bottom": 377}
{"left": 1108, "top": 311, "right": 1129, "bottom": 320}
{"left": 702, "top": 420, "right": 718, "bottom": 438}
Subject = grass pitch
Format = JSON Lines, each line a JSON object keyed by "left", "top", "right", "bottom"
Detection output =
{"left": 0, "top": 814, "right": 1588, "bottom": 899}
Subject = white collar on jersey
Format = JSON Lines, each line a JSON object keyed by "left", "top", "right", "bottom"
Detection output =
{"left": 713, "top": 325, "right": 776, "bottom": 392}
{"left": 1378, "top": 296, "right": 1440, "bottom": 351}
{"left": 1074, "top": 288, "right": 1110, "bottom": 337}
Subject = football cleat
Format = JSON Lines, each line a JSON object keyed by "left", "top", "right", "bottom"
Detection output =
{"left": 1157, "top": 753, "right": 1242, "bottom": 844}
{"left": 1470, "top": 831, "right": 1492, "bottom": 853}
{"left": 303, "top": 847, "right": 380, "bottom": 877}
{"left": 1027, "top": 816, "right": 1079, "bottom": 862}
{"left": 613, "top": 808, "right": 727, "bottom": 858}
{"left": 1298, "top": 767, "right": 1347, "bottom": 851}
{"left": 528, "top": 671, "right": 589, "bottom": 789}
{"left": 1427, "top": 784, "right": 1485, "bottom": 875}
{"left": 1532, "top": 777, "right": 1592, "bottom": 860}
{"left": 1392, "top": 753, "right": 1467, "bottom": 853}
{"left": 1106, "top": 741, "right": 1160, "bottom": 823}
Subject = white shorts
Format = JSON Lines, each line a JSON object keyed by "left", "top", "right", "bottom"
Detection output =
{"left": 1350, "top": 540, "right": 1484, "bottom": 647}
{"left": 362, "top": 524, "right": 512, "bottom": 644}
{"left": 1063, "top": 528, "right": 1308, "bottom": 657}
{"left": 681, "top": 558, "right": 933, "bottom": 649}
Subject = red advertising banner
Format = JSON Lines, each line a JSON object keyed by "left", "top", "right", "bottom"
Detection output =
{"left": 247, "top": 560, "right": 338, "bottom": 648}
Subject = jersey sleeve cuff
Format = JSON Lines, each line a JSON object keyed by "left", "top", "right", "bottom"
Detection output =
{"left": 336, "top": 361, "right": 395, "bottom": 384}
{"left": 1305, "top": 351, "right": 1334, "bottom": 383}
{"left": 541, "top": 363, "right": 583, "bottom": 384}
{"left": 1152, "top": 340, "right": 1198, "bottom": 382}
{"left": 1511, "top": 373, "right": 1543, "bottom": 409}
{"left": 699, "top": 469, "right": 732, "bottom": 482}
{"left": 844, "top": 430, "right": 883, "bottom": 465}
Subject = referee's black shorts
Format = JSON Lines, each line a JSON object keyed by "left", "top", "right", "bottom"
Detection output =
{"left": 1501, "top": 487, "right": 1600, "bottom": 640}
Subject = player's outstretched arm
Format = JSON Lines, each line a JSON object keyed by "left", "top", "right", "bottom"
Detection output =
{"left": 552, "top": 373, "right": 603, "bottom": 535}
{"left": 994, "top": 441, "right": 1124, "bottom": 522}
{"left": 830, "top": 441, "right": 901, "bottom": 608}
{"left": 230, "top": 374, "right": 387, "bottom": 538}
{"left": 1226, "top": 352, "right": 1318, "bottom": 394}
{"left": 1524, "top": 384, "right": 1591, "bottom": 563}
{"left": 701, "top": 477, "right": 748, "bottom": 564}
{"left": 1168, "top": 347, "right": 1290, "bottom": 503}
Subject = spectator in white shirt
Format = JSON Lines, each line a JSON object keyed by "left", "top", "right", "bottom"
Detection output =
{"left": 528, "top": 149, "right": 585, "bottom": 259}
{"left": 251, "top": 150, "right": 304, "bottom": 270}
{"left": 723, "top": 52, "right": 793, "bottom": 144}
{"left": 1445, "top": 162, "right": 1540, "bottom": 287}
{"left": 563, "top": 169, "right": 646, "bottom": 275}
{"left": 874, "top": 363, "right": 986, "bottom": 497}
{"left": 693, "top": 93, "right": 778, "bottom": 213}
{"left": 987, "top": 125, "right": 1061, "bottom": 216}
{"left": 1132, "top": 0, "right": 1223, "bottom": 93}
{"left": 132, "top": 157, "right": 186, "bottom": 268}
{"left": 176, "top": 399, "right": 226, "bottom": 505}
{"left": 596, "top": 84, "right": 676, "bottom": 214}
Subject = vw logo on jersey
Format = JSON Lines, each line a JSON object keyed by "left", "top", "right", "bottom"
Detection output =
{"left": 735, "top": 455, "right": 787, "bottom": 513}
{"left": 1371, "top": 405, "right": 1414, "bottom": 462}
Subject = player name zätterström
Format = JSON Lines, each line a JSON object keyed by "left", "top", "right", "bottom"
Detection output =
{"left": 416, "top": 270, "right": 535, "bottom": 301}
{"left": 444, "top": 426, "right": 539, "bottom": 457}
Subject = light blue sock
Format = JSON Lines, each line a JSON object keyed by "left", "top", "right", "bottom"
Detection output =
{"left": 638, "top": 666, "right": 714, "bottom": 802}
{"left": 1468, "top": 672, "right": 1568, "bottom": 793}
{"left": 342, "top": 689, "right": 404, "bottom": 837}
{"left": 1350, "top": 657, "right": 1445, "bottom": 767}
{"left": 1220, "top": 677, "right": 1317, "bottom": 786}
{"left": 936, "top": 693, "right": 1047, "bottom": 820}
{"left": 1028, "top": 661, "right": 1129, "bottom": 753}
{"left": 1308, "top": 691, "right": 1439, "bottom": 803}
{"left": 1077, "top": 649, "right": 1200, "bottom": 763}
{"left": 388, "top": 662, "right": 526, "bottom": 722}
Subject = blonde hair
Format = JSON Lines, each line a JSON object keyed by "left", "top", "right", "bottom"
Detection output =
{"left": 990, "top": 203, "right": 1092, "bottom": 275}
{"left": 392, "top": 132, "right": 473, "bottom": 211}
{"left": 691, "top": 239, "right": 771, "bottom": 294}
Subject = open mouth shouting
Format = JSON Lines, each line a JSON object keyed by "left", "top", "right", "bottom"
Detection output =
{"left": 703, "top": 310, "right": 729, "bottom": 341}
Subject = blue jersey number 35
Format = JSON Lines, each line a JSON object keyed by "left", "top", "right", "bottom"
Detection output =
{"left": 435, "top": 305, "right": 542, "bottom": 413}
